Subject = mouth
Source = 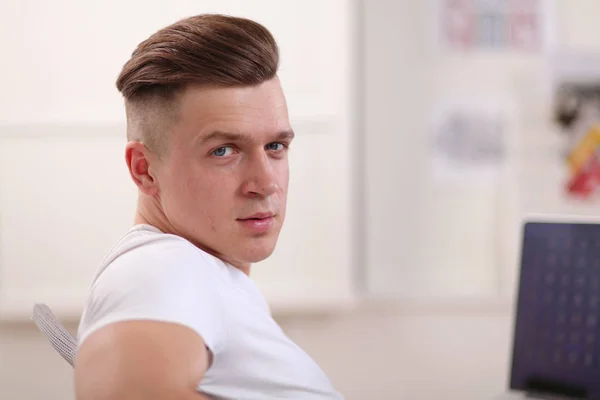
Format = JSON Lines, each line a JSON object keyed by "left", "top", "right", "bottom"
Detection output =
{"left": 237, "top": 212, "right": 276, "bottom": 234}
{"left": 237, "top": 212, "right": 274, "bottom": 221}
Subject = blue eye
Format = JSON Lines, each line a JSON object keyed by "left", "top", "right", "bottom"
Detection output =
{"left": 267, "top": 143, "right": 285, "bottom": 151}
{"left": 213, "top": 146, "right": 233, "bottom": 157}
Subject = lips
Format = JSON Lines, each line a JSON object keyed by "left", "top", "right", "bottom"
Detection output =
{"left": 238, "top": 212, "right": 274, "bottom": 221}
{"left": 237, "top": 213, "right": 275, "bottom": 234}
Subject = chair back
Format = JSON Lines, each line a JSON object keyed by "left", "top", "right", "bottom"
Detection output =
{"left": 32, "top": 303, "right": 76, "bottom": 367}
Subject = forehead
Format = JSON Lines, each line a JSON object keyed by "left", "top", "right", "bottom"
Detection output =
{"left": 176, "top": 78, "right": 290, "bottom": 139}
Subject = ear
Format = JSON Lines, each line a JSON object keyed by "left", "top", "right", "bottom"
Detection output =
{"left": 125, "top": 141, "right": 160, "bottom": 196}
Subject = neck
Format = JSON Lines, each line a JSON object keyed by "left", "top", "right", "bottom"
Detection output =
{"left": 134, "top": 196, "right": 251, "bottom": 276}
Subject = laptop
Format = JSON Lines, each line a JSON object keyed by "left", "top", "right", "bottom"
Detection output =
{"left": 502, "top": 216, "right": 600, "bottom": 399}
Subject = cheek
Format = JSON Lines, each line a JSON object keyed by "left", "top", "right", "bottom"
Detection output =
{"left": 161, "top": 164, "right": 204, "bottom": 205}
{"left": 167, "top": 172, "right": 223, "bottom": 229}
{"left": 278, "top": 162, "right": 290, "bottom": 192}
{"left": 181, "top": 170, "right": 231, "bottom": 212}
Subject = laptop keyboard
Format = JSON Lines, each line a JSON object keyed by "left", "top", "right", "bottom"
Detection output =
{"left": 511, "top": 222, "right": 600, "bottom": 396}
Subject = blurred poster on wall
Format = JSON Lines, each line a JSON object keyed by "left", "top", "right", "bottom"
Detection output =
{"left": 550, "top": 52, "right": 600, "bottom": 199}
{"left": 551, "top": 52, "right": 600, "bottom": 155}
{"left": 565, "top": 125, "right": 600, "bottom": 198}
{"left": 434, "top": 0, "right": 552, "bottom": 52}
{"left": 430, "top": 101, "right": 508, "bottom": 182}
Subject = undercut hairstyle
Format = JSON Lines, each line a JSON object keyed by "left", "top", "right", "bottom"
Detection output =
{"left": 116, "top": 14, "right": 280, "bottom": 154}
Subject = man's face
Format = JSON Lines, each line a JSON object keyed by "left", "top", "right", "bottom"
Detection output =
{"left": 155, "top": 78, "right": 293, "bottom": 268}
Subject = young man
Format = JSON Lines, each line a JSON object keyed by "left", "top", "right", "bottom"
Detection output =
{"left": 74, "top": 14, "right": 344, "bottom": 400}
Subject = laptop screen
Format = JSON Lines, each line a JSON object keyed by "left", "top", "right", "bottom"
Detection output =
{"left": 510, "top": 221, "right": 600, "bottom": 398}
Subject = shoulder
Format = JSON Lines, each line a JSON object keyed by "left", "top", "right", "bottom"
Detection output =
{"left": 89, "top": 228, "right": 228, "bottom": 303}
{"left": 77, "top": 226, "right": 229, "bottom": 351}
{"left": 96, "top": 229, "right": 223, "bottom": 286}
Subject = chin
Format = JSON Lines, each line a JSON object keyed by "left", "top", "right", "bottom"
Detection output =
{"left": 240, "top": 241, "right": 278, "bottom": 263}
{"left": 245, "top": 249, "right": 276, "bottom": 263}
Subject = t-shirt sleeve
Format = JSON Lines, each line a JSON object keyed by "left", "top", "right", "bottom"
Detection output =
{"left": 76, "top": 237, "right": 227, "bottom": 354}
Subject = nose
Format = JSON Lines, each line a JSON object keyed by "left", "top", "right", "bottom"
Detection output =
{"left": 241, "top": 153, "right": 279, "bottom": 197}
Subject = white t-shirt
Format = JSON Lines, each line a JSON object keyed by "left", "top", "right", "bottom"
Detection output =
{"left": 77, "top": 224, "right": 344, "bottom": 400}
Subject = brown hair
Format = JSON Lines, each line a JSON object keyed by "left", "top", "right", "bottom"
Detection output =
{"left": 116, "top": 14, "right": 280, "bottom": 153}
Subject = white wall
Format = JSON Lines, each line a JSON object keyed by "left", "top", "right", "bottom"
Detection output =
{"left": 0, "top": 0, "right": 351, "bottom": 123}
{"left": 0, "top": 0, "right": 358, "bottom": 319}
{"left": 364, "top": 0, "right": 600, "bottom": 304}
{"left": 363, "top": 0, "right": 515, "bottom": 301}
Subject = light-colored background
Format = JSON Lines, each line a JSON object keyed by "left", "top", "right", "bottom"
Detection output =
{"left": 2, "top": 0, "right": 600, "bottom": 399}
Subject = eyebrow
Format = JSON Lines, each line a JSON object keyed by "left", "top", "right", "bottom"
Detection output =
{"left": 198, "top": 129, "right": 295, "bottom": 146}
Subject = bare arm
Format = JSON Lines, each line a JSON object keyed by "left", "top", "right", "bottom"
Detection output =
{"left": 74, "top": 320, "right": 213, "bottom": 400}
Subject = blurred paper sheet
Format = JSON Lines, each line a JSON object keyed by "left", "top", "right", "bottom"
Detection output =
{"left": 435, "top": 0, "right": 551, "bottom": 52}
{"left": 430, "top": 102, "right": 507, "bottom": 181}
